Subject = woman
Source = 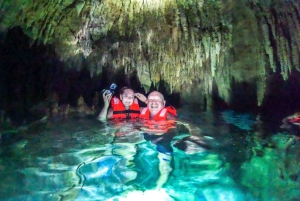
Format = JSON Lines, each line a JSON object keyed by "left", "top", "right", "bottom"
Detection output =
{"left": 98, "top": 86, "right": 146, "bottom": 121}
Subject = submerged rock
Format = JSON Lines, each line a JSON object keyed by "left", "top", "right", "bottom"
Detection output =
{"left": 173, "top": 135, "right": 211, "bottom": 154}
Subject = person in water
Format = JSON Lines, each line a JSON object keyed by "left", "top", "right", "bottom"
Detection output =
{"left": 139, "top": 91, "right": 177, "bottom": 120}
{"left": 100, "top": 89, "right": 178, "bottom": 188}
{"left": 137, "top": 91, "right": 178, "bottom": 189}
{"left": 98, "top": 86, "right": 146, "bottom": 121}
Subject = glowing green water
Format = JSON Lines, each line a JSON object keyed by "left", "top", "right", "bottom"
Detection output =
{"left": 0, "top": 110, "right": 299, "bottom": 201}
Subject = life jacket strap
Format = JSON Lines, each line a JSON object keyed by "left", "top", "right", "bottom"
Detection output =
{"left": 113, "top": 110, "right": 140, "bottom": 114}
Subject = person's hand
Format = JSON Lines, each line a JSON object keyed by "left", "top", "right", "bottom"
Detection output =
{"left": 102, "top": 90, "right": 112, "bottom": 107}
{"left": 135, "top": 93, "right": 147, "bottom": 103}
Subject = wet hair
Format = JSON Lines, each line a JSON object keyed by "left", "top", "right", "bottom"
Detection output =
{"left": 119, "top": 86, "right": 134, "bottom": 94}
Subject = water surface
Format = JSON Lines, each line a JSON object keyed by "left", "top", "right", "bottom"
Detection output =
{"left": 0, "top": 109, "right": 299, "bottom": 201}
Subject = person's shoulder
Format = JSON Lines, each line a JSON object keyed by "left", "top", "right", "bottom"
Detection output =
{"left": 167, "top": 113, "right": 177, "bottom": 120}
{"left": 165, "top": 106, "right": 177, "bottom": 119}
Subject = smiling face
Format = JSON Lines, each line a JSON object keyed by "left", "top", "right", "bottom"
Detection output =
{"left": 147, "top": 91, "right": 166, "bottom": 117}
{"left": 120, "top": 88, "right": 135, "bottom": 109}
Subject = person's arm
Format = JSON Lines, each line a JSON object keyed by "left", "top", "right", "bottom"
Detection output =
{"left": 98, "top": 90, "right": 112, "bottom": 121}
{"left": 135, "top": 93, "right": 148, "bottom": 104}
{"left": 139, "top": 107, "right": 145, "bottom": 112}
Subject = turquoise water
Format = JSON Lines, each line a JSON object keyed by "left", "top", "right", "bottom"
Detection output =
{"left": 0, "top": 109, "right": 299, "bottom": 201}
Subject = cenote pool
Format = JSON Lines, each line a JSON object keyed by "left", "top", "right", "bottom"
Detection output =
{"left": 0, "top": 109, "right": 300, "bottom": 201}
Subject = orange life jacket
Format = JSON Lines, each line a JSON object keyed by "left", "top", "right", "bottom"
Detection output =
{"left": 139, "top": 106, "right": 177, "bottom": 133}
{"left": 111, "top": 97, "right": 140, "bottom": 119}
{"left": 140, "top": 119, "right": 177, "bottom": 133}
{"left": 139, "top": 106, "right": 177, "bottom": 120}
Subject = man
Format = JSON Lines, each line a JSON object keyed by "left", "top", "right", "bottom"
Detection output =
{"left": 136, "top": 91, "right": 178, "bottom": 189}
{"left": 137, "top": 91, "right": 177, "bottom": 120}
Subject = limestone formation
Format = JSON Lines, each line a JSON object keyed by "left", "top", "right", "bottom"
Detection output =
{"left": 0, "top": 0, "right": 299, "bottom": 109}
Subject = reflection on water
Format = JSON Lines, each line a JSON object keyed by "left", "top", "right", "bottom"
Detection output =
{"left": 0, "top": 110, "right": 300, "bottom": 201}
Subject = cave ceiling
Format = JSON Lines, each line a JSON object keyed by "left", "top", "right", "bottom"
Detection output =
{"left": 0, "top": 0, "right": 300, "bottom": 106}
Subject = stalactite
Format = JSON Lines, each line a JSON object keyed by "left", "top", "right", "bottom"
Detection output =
{"left": 261, "top": 21, "right": 275, "bottom": 72}
{"left": 179, "top": 10, "right": 189, "bottom": 41}
{"left": 1, "top": 0, "right": 300, "bottom": 108}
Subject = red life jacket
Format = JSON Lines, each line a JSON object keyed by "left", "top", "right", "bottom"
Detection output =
{"left": 140, "top": 119, "right": 177, "bottom": 133}
{"left": 139, "top": 106, "right": 177, "bottom": 120}
{"left": 111, "top": 97, "right": 140, "bottom": 119}
{"left": 139, "top": 106, "right": 177, "bottom": 133}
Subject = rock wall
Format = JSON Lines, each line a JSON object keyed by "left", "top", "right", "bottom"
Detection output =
{"left": 0, "top": 0, "right": 300, "bottom": 116}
